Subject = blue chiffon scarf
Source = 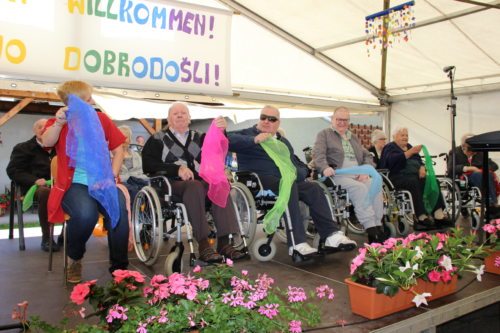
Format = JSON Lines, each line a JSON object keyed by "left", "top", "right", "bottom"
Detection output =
{"left": 66, "top": 94, "right": 120, "bottom": 228}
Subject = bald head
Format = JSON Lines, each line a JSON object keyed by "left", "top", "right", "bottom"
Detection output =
{"left": 257, "top": 105, "right": 281, "bottom": 134}
{"left": 33, "top": 119, "right": 48, "bottom": 141}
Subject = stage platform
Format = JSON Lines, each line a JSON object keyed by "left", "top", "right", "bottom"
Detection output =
{"left": 0, "top": 222, "right": 498, "bottom": 333}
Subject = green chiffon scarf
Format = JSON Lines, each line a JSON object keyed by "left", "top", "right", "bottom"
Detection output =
{"left": 422, "top": 145, "right": 439, "bottom": 214}
{"left": 259, "top": 138, "right": 297, "bottom": 234}
{"left": 22, "top": 180, "right": 52, "bottom": 212}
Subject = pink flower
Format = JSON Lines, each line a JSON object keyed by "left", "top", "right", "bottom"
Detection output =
{"left": 106, "top": 304, "right": 128, "bottom": 323}
{"left": 113, "top": 270, "right": 145, "bottom": 284}
{"left": 70, "top": 283, "right": 91, "bottom": 305}
{"left": 441, "top": 270, "right": 452, "bottom": 283}
{"left": 258, "top": 303, "right": 279, "bottom": 319}
{"left": 428, "top": 270, "right": 441, "bottom": 282}
{"left": 483, "top": 224, "right": 497, "bottom": 234}
{"left": 494, "top": 256, "right": 500, "bottom": 268}
{"left": 350, "top": 263, "right": 358, "bottom": 275}
{"left": 226, "top": 258, "right": 234, "bottom": 267}
{"left": 78, "top": 307, "right": 86, "bottom": 319}
{"left": 287, "top": 286, "right": 307, "bottom": 303}
{"left": 436, "top": 242, "right": 443, "bottom": 251}
{"left": 136, "top": 322, "right": 147, "bottom": 333}
{"left": 242, "top": 270, "right": 248, "bottom": 276}
{"left": 193, "top": 265, "right": 201, "bottom": 273}
{"left": 315, "top": 285, "right": 334, "bottom": 300}
{"left": 289, "top": 320, "right": 302, "bottom": 333}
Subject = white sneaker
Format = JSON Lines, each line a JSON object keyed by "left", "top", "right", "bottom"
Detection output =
{"left": 325, "top": 231, "right": 357, "bottom": 251}
{"left": 289, "top": 242, "right": 317, "bottom": 256}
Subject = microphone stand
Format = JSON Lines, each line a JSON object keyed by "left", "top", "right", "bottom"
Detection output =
{"left": 446, "top": 68, "right": 457, "bottom": 223}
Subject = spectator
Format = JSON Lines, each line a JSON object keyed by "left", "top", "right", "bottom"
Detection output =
{"left": 118, "top": 126, "right": 149, "bottom": 200}
{"left": 6, "top": 119, "right": 58, "bottom": 252}
{"left": 135, "top": 135, "right": 145, "bottom": 146}
{"left": 368, "top": 129, "right": 387, "bottom": 169}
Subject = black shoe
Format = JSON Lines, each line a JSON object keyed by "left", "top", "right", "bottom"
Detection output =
{"left": 41, "top": 240, "right": 60, "bottom": 252}
{"left": 434, "top": 218, "right": 455, "bottom": 228}
{"left": 57, "top": 234, "right": 64, "bottom": 246}
{"left": 413, "top": 218, "right": 436, "bottom": 231}
{"left": 367, "top": 227, "right": 384, "bottom": 244}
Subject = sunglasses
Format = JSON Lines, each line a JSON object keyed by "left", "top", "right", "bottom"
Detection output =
{"left": 260, "top": 114, "right": 279, "bottom": 123}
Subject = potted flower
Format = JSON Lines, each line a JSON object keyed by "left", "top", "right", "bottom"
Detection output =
{"left": 0, "top": 189, "right": 10, "bottom": 217}
{"left": 25, "top": 260, "right": 335, "bottom": 332}
{"left": 482, "top": 219, "right": 500, "bottom": 275}
{"left": 346, "top": 228, "right": 486, "bottom": 319}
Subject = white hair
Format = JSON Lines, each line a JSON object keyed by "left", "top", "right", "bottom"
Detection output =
{"left": 391, "top": 126, "right": 408, "bottom": 139}
{"left": 461, "top": 133, "right": 475, "bottom": 146}
{"left": 371, "top": 129, "right": 387, "bottom": 145}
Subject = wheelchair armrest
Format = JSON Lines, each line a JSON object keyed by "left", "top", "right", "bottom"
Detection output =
{"left": 234, "top": 171, "right": 264, "bottom": 194}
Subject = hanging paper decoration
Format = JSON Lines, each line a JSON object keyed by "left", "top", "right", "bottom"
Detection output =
{"left": 365, "top": 1, "right": 416, "bottom": 56}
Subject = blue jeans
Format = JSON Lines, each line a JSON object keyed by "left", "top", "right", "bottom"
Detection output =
{"left": 468, "top": 172, "right": 497, "bottom": 205}
{"left": 62, "top": 183, "right": 129, "bottom": 273}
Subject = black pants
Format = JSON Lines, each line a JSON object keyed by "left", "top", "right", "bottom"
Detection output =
{"left": 258, "top": 175, "right": 337, "bottom": 246}
{"left": 390, "top": 174, "right": 445, "bottom": 217}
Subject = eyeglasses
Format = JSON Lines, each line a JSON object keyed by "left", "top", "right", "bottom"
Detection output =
{"left": 335, "top": 118, "right": 350, "bottom": 123}
{"left": 260, "top": 114, "right": 279, "bottom": 123}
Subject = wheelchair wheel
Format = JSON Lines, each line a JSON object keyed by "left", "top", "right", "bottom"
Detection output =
{"left": 164, "top": 246, "right": 183, "bottom": 275}
{"left": 439, "top": 178, "right": 462, "bottom": 222}
{"left": 251, "top": 237, "right": 277, "bottom": 262}
{"left": 132, "top": 186, "right": 164, "bottom": 266}
{"left": 395, "top": 216, "right": 410, "bottom": 236}
{"left": 230, "top": 182, "right": 257, "bottom": 249}
{"left": 383, "top": 221, "right": 397, "bottom": 238}
{"left": 470, "top": 208, "right": 481, "bottom": 230}
{"left": 347, "top": 207, "right": 365, "bottom": 234}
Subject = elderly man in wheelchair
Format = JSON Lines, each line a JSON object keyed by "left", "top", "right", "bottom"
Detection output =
{"left": 228, "top": 106, "right": 356, "bottom": 262}
{"left": 140, "top": 102, "right": 247, "bottom": 266}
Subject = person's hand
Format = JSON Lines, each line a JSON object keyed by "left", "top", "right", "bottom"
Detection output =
{"left": 178, "top": 165, "right": 194, "bottom": 181}
{"left": 323, "top": 167, "right": 335, "bottom": 177}
{"left": 357, "top": 174, "right": 369, "bottom": 182}
{"left": 55, "top": 107, "right": 68, "bottom": 126}
{"left": 254, "top": 133, "right": 272, "bottom": 144}
{"left": 465, "top": 166, "right": 480, "bottom": 173}
{"left": 34, "top": 178, "right": 46, "bottom": 186}
{"left": 409, "top": 144, "right": 422, "bottom": 155}
{"left": 419, "top": 166, "right": 426, "bottom": 179}
{"left": 214, "top": 116, "right": 227, "bottom": 130}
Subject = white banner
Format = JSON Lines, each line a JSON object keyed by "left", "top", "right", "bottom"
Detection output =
{"left": 0, "top": 0, "right": 232, "bottom": 95}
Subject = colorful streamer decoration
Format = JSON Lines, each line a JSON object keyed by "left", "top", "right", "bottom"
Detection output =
{"left": 365, "top": 1, "right": 416, "bottom": 56}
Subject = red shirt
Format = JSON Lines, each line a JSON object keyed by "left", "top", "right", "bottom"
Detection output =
{"left": 44, "top": 113, "right": 125, "bottom": 222}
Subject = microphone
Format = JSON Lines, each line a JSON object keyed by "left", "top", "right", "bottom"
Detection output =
{"left": 443, "top": 65, "right": 455, "bottom": 73}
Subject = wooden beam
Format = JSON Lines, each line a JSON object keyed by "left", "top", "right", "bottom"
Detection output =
{"left": 155, "top": 119, "right": 162, "bottom": 132}
{"left": 0, "top": 98, "right": 34, "bottom": 127}
{"left": 0, "top": 89, "right": 60, "bottom": 102}
{"left": 138, "top": 119, "right": 155, "bottom": 135}
{"left": 454, "top": 0, "right": 500, "bottom": 9}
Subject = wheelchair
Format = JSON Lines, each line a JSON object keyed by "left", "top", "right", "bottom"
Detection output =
{"left": 131, "top": 175, "right": 252, "bottom": 275}
{"left": 233, "top": 171, "right": 340, "bottom": 262}
{"left": 332, "top": 172, "right": 414, "bottom": 238}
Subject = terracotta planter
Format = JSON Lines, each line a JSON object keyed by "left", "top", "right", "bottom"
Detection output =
{"left": 484, "top": 250, "right": 500, "bottom": 275}
{"left": 345, "top": 275, "right": 458, "bottom": 319}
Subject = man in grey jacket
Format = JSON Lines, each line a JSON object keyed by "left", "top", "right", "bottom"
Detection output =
{"left": 313, "top": 106, "right": 386, "bottom": 243}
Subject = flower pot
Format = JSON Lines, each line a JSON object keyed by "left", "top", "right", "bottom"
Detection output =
{"left": 484, "top": 250, "right": 500, "bottom": 275}
{"left": 344, "top": 276, "right": 458, "bottom": 319}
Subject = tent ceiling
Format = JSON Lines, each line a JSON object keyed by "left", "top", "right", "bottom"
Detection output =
{"left": 217, "top": 0, "right": 500, "bottom": 99}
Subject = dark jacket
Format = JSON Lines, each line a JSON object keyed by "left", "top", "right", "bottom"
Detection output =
{"left": 142, "top": 129, "right": 205, "bottom": 179}
{"left": 368, "top": 146, "right": 381, "bottom": 169}
{"left": 379, "top": 141, "right": 423, "bottom": 176}
{"left": 228, "top": 125, "right": 309, "bottom": 182}
{"left": 447, "top": 146, "right": 498, "bottom": 177}
{"left": 6, "top": 136, "right": 53, "bottom": 194}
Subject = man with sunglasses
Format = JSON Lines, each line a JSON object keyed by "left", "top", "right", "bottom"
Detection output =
{"left": 313, "top": 106, "right": 386, "bottom": 244}
{"left": 228, "top": 106, "right": 356, "bottom": 259}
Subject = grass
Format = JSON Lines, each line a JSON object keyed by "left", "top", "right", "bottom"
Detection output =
{"left": 0, "top": 222, "right": 39, "bottom": 230}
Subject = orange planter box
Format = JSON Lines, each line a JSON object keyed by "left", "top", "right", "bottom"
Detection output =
{"left": 484, "top": 251, "right": 500, "bottom": 275}
{"left": 345, "top": 276, "right": 458, "bottom": 319}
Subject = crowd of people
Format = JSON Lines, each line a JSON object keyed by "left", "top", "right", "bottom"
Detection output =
{"left": 6, "top": 80, "right": 499, "bottom": 283}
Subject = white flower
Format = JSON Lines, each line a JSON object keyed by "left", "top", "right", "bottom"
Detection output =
{"left": 414, "top": 246, "right": 423, "bottom": 260}
{"left": 439, "top": 255, "right": 453, "bottom": 271}
{"left": 412, "top": 292, "right": 432, "bottom": 307}
{"left": 399, "top": 261, "right": 418, "bottom": 272}
{"left": 473, "top": 265, "right": 485, "bottom": 282}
